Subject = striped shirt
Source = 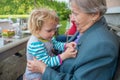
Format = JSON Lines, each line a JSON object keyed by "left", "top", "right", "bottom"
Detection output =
{"left": 24, "top": 35, "right": 65, "bottom": 80}
{"left": 27, "top": 35, "right": 65, "bottom": 67}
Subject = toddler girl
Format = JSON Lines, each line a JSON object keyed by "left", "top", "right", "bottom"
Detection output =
{"left": 23, "top": 8, "right": 77, "bottom": 80}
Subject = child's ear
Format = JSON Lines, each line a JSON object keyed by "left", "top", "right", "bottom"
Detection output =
{"left": 38, "top": 20, "right": 43, "bottom": 27}
{"left": 36, "top": 30, "right": 40, "bottom": 35}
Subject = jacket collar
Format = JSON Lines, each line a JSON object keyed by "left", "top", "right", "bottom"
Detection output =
{"left": 76, "top": 17, "right": 107, "bottom": 46}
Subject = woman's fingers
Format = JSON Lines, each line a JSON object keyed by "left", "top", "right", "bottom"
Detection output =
{"left": 27, "top": 61, "right": 33, "bottom": 71}
{"left": 27, "top": 59, "right": 46, "bottom": 73}
{"left": 27, "top": 60, "right": 32, "bottom": 67}
{"left": 27, "top": 60, "right": 38, "bottom": 72}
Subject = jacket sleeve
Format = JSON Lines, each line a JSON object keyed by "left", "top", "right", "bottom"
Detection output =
{"left": 42, "top": 41, "right": 119, "bottom": 80}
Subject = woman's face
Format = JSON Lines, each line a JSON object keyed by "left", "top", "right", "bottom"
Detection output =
{"left": 38, "top": 22, "right": 57, "bottom": 41}
{"left": 70, "top": 2, "right": 94, "bottom": 33}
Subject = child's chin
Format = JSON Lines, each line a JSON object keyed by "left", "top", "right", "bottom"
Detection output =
{"left": 47, "top": 38, "right": 51, "bottom": 41}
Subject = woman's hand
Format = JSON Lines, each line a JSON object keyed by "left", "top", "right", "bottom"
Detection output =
{"left": 27, "top": 58, "right": 46, "bottom": 74}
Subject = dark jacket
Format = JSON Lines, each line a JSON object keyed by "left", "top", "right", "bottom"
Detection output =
{"left": 42, "top": 17, "right": 119, "bottom": 80}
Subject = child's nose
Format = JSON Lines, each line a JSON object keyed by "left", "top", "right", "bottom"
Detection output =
{"left": 51, "top": 31, "right": 55, "bottom": 36}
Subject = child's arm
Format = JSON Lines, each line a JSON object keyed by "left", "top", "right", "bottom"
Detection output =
{"left": 28, "top": 41, "right": 60, "bottom": 67}
{"left": 52, "top": 37, "right": 66, "bottom": 51}
{"left": 52, "top": 38, "right": 77, "bottom": 51}
{"left": 28, "top": 41, "right": 77, "bottom": 67}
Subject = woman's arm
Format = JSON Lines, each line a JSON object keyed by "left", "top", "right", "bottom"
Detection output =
{"left": 27, "top": 41, "right": 118, "bottom": 80}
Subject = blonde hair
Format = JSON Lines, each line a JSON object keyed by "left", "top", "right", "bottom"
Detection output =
{"left": 69, "top": 0, "right": 107, "bottom": 16}
{"left": 28, "top": 8, "right": 59, "bottom": 36}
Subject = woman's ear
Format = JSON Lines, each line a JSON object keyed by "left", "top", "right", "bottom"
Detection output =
{"left": 91, "top": 12, "right": 100, "bottom": 22}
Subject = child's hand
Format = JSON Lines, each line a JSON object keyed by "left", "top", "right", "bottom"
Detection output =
{"left": 60, "top": 46, "right": 77, "bottom": 61}
{"left": 65, "top": 42, "right": 76, "bottom": 49}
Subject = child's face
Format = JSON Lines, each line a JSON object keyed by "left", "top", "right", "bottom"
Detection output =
{"left": 39, "top": 22, "right": 57, "bottom": 41}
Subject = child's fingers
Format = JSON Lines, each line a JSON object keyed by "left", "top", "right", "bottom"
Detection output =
{"left": 72, "top": 42, "right": 76, "bottom": 48}
{"left": 72, "top": 50, "right": 77, "bottom": 57}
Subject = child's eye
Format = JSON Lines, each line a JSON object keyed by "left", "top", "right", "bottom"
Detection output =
{"left": 47, "top": 30, "right": 52, "bottom": 32}
{"left": 46, "top": 28, "right": 57, "bottom": 33}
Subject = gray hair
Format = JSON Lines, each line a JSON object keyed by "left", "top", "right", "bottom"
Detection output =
{"left": 69, "top": 0, "right": 107, "bottom": 16}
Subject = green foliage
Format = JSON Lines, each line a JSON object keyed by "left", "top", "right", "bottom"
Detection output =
{"left": 58, "top": 20, "right": 67, "bottom": 34}
{"left": 35, "top": 0, "right": 71, "bottom": 20}
{"left": 0, "top": 0, "right": 70, "bottom": 20}
{"left": 58, "top": 8, "right": 71, "bottom": 20}
{"left": 0, "top": 0, "right": 34, "bottom": 15}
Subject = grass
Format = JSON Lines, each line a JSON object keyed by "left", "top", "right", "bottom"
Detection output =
{"left": 0, "top": 15, "right": 29, "bottom": 18}
{"left": 58, "top": 20, "right": 67, "bottom": 34}
{"left": 0, "top": 15, "right": 29, "bottom": 23}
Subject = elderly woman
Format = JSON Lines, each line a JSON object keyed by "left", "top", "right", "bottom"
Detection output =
{"left": 27, "top": 0, "right": 119, "bottom": 80}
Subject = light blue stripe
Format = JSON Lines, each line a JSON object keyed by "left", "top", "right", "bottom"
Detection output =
{"left": 31, "top": 41, "right": 43, "bottom": 45}
{"left": 28, "top": 46, "right": 44, "bottom": 52}
{"left": 29, "top": 44, "right": 44, "bottom": 50}
{"left": 53, "top": 57, "right": 56, "bottom": 66}
{"left": 51, "top": 58, "right": 54, "bottom": 67}
{"left": 57, "top": 56, "right": 60, "bottom": 65}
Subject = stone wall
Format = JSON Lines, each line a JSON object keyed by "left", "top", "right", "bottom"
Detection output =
{"left": 106, "top": 0, "right": 120, "bottom": 7}
{"left": 0, "top": 49, "right": 26, "bottom": 80}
